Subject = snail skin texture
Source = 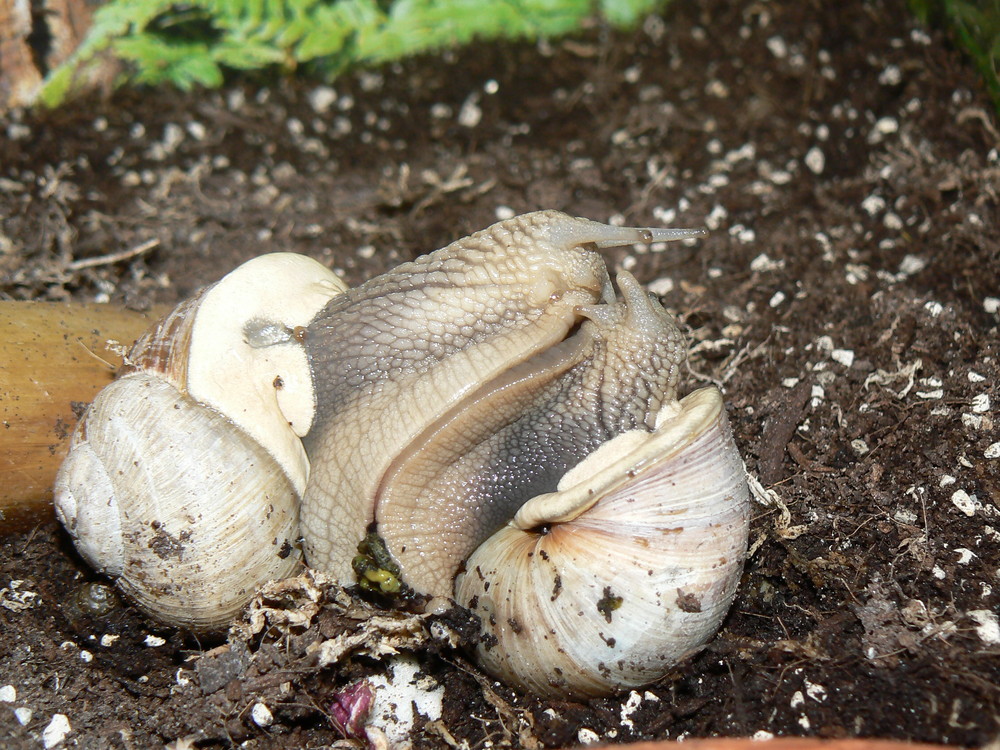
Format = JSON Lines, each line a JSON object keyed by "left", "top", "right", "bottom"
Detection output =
{"left": 55, "top": 211, "right": 750, "bottom": 699}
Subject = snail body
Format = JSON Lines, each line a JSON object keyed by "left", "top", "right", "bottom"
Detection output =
{"left": 55, "top": 212, "right": 750, "bottom": 698}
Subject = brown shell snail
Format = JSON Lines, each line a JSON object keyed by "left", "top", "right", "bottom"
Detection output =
{"left": 54, "top": 210, "right": 750, "bottom": 699}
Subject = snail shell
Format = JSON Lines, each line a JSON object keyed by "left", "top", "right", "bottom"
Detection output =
{"left": 456, "top": 387, "right": 748, "bottom": 699}
{"left": 54, "top": 253, "right": 346, "bottom": 630}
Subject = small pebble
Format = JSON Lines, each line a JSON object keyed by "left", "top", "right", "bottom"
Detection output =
{"left": 985, "top": 443, "right": 1000, "bottom": 459}
{"left": 879, "top": 65, "right": 902, "bottom": 85}
{"left": 831, "top": 349, "right": 855, "bottom": 367}
{"left": 804, "top": 146, "right": 825, "bottom": 174}
{"left": 0, "top": 685, "right": 15, "bottom": 702}
{"left": 898, "top": 255, "right": 927, "bottom": 276}
{"left": 252, "top": 702, "right": 273, "bottom": 727}
{"left": 923, "top": 301, "right": 943, "bottom": 317}
{"left": 144, "top": 635, "right": 166, "bottom": 647}
{"left": 458, "top": 94, "right": 482, "bottom": 128}
{"left": 951, "top": 489, "right": 978, "bottom": 517}
{"left": 969, "top": 611, "right": 1000, "bottom": 645}
{"left": 647, "top": 277, "right": 674, "bottom": 295}
{"left": 804, "top": 679, "right": 827, "bottom": 701}
{"left": 750, "top": 253, "right": 784, "bottom": 272}
{"left": 883, "top": 212, "right": 903, "bottom": 230}
{"left": 861, "top": 194, "right": 885, "bottom": 215}
{"left": 769, "top": 290, "right": 786, "bottom": 307}
{"left": 308, "top": 86, "right": 338, "bottom": 114}
{"left": 578, "top": 727, "right": 601, "bottom": 745}
{"left": 15, "top": 707, "right": 32, "bottom": 725}
{"left": 766, "top": 36, "right": 788, "bottom": 59}
{"left": 43, "top": 714, "right": 71, "bottom": 749}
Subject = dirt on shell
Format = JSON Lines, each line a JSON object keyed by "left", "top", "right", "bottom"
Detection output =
{"left": 2, "top": 0, "right": 999, "bottom": 747}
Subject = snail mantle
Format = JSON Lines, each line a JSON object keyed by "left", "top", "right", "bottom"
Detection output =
{"left": 54, "top": 210, "right": 750, "bottom": 700}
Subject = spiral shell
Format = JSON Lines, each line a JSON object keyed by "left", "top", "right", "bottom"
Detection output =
{"left": 54, "top": 253, "right": 346, "bottom": 629}
{"left": 455, "top": 387, "right": 749, "bottom": 699}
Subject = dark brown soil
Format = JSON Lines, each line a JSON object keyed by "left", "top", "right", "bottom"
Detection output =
{"left": 2, "top": 0, "right": 999, "bottom": 747}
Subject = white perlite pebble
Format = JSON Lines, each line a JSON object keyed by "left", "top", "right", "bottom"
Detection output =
{"left": 458, "top": 94, "right": 482, "bottom": 128}
{"left": 753, "top": 731, "right": 776, "bottom": 741}
{"left": 647, "top": 277, "right": 674, "bottom": 295}
{"left": 43, "top": 714, "right": 71, "bottom": 749}
{"left": 971, "top": 394, "right": 991, "bottom": 413}
{"left": 951, "top": 489, "right": 979, "bottom": 516}
{"left": 790, "top": 690, "right": 805, "bottom": 709}
{"left": 366, "top": 655, "right": 444, "bottom": 746}
{"left": 969, "top": 610, "right": 1000, "bottom": 644}
{"left": 578, "top": 728, "right": 601, "bottom": 745}
{"left": 15, "top": 707, "right": 32, "bottom": 726}
{"left": 308, "top": 86, "right": 338, "bottom": 114}
{"left": 804, "top": 146, "right": 825, "bottom": 174}
{"left": 619, "top": 690, "right": 644, "bottom": 730}
{"left": 0, "top": 685, "right": 15, "bottom": 702}
{"left": 769, "top": 290, "right": 786, "bottom": 307}
{"left": 985, "top": 297, "right": 1000, "bottom": 314}
{"left": 956, "top": 548, "right": 977, "bottom": 564}
{"left": 879, "top": 65, "right": 902, "bottom": 85}
{"left": 251, "top": 702, "right": 273, "bottom": 727}
{"left": 766, "top": 36, "right": 788, "bottom": 58}
{"left": 804, "top": 678, "right": 827, "bottom": 701}
{"left": 861, "top": 194, "right": 886, "bottom": 215}
{"left": 986, "top": 442, "right": 1000, "bottom": 459}
{"left": 924, "top": 300, "right": 944, "bottom": 317}
{"left": 750, "top": 253, "right": 785, "bottom": 272}
{"left": 144, "top": 635, "right": 166, "bottom": 647}
{"left": 831, "top": 349, "right": 855, "bottom": 367}
{"left": 898, "top": 255, "right": 927, "bottom": 276}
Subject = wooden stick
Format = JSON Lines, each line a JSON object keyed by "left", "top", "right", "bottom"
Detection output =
{"left": 0, "top": 302, "right": 165, "bottom": 532}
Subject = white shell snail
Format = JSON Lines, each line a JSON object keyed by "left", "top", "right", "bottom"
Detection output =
{"left": 55, "top": 211, "right": 750, "bottom": 698}
{"left": 54, "top": 253, "right": 347, "bottom": 629}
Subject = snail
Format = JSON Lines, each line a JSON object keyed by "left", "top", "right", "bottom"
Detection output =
{"left": 54, "top": 210, "right": 750, "bottom": 699}
{"left": 54, "top": 253, "right": 347, "bottom": 630}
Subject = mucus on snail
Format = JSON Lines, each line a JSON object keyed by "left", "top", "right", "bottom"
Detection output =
{"left": 55, "top": 210, "right": 750, "bottom": 699}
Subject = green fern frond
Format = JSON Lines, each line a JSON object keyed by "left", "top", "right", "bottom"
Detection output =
{"left": 38, "top": 0, "right": 671, "bottom": 107}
